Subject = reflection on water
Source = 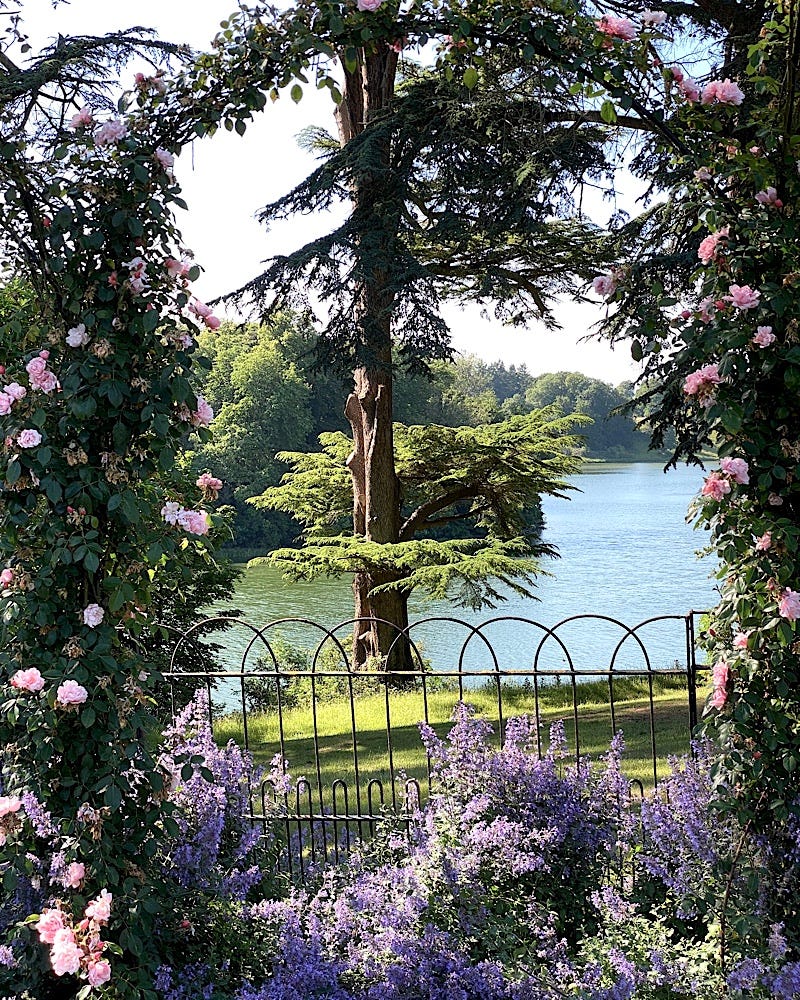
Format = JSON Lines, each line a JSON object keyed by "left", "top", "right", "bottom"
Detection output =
{"left": 204, "top": 463, "right": 717, "bottom": 677}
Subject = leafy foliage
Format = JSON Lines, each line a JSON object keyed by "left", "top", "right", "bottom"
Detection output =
{"left": 252, "top": 407, "right": 584, "bottom": 608}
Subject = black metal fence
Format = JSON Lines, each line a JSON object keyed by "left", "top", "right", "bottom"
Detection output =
{"left": 165, "top": 611, "right": 707, "bottom": 878}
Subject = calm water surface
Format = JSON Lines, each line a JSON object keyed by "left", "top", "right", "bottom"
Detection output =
{"left": 205, "top": 463, "right": 717, "bottom": 676}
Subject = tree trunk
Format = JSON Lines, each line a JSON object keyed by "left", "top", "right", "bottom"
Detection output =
{"left": 345, "top": 371, "right": 413, "bottom": 673}
{"left": 338, "top": 44, "right": 413, "bottom": 673}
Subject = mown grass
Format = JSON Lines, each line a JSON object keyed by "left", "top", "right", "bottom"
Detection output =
{"left": 215, "top": 675, "right": 709, "bottom": 805}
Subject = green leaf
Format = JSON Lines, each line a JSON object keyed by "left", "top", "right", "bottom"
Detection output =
{"left": 142, "top": 308, "right": 159, "bottom": 333}
{"left": 290, "top": 84, "right": 303, "bottom": 104}
{"left": 600, "top": 100, "right": 617, "bottom": 124}
{"left": 462, "top": 66, "right": 479, "bottom": 90}
{"left": 104, "top": 783, "right": 122, "bottom": 809}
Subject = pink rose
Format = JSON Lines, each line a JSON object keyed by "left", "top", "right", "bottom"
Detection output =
{"left": 592, "top": 274, "right": 617, "bottom": 297}
{"left": 683, "top": 363, "right": 721, "bottom": 397}
{"left": 161, "top": 501, "right": 182, "bottom": 525}
{"left": 56, "top": 679, "right": 88, "bottom": 707}
{"left": 679, "top": 76, "right": 700, "bottom": 102}
{"left": 165, "top": 257, "right": 192, "bottom": 281}
{"left": 0, "top": 567, "right": 14, "bottom": 587}
{"left": 50, "top": 928, "right": 83, "bottom": 977}
{"left": 93, "top": 119, "right": 127, "bottom": 146}
{"left": 697, "top": 296, "right": 716, "bottom": 323}
{"left": 10, "top": 668, "right": 44, "bottom": 692}
{"left": 189, "top": 298, "right": 213, "bottom": 319}
{"left": 196, "top": 473, "right": 223, "bottom": 492}
{"left": 756, "top": 187, "right": 783, "bottom": 208}
{"left": 357, "top": 0, "right": 383, "bottom": 9}
{"left": 25, "top": 355, "right": 45, "bottom": 378}
{"left": 70, "top": 107, "right": 93, "bottom": 129}
{"left": 701, "top": 471, "right": 731, "bottom": 501}
{"left": 778, "top": 588, "right": 800, "bottom": 621}
{"left": 25, "top": 355, "right": 58, "bottom": 393}
{"left": 711, "top": 659, "right": 730, "bottom": 709}
{"left": 0, "top": 392, "right": 11, "bottom": 415}
{"left": 727, "top": 284, "right": 760, "bottom": 310}
{"left": 17, "top": 429, "right": 42, "bottom": 448}
{"left": 191, "top": 397, "right": 214, "bottom": 428}
{"left": 4, "top": 382, "right": 26, "bottom": 401}
{"left": 155, "top": 148, "right": 174, "bottom": 173}
{"left": 87, "top": 959, "right": 112, "bottom": 987}
{"left": 702, "top": 78, "right": 744, "bottom": 106}
{"left": 697, "top": 228, "right": 728, "bottom": 264}
{"left": 755, "top": 531, "right": 772, "bottom": 551}
{"left": 177, "top": 509, "right": 210, "bottom": 536}
{"left": 66, "top": 323, "right": 89, "bottom": 348}
{"left": 720, "top": 457, "right": 749, "bottom": 484}
{"left": 694, "top": 166, "right": 712, "bottom": 181}
{"left": 85, "top": 889, "right": 112, "bottom": 925}
{"left": 36, "top": 909, "right": 65, "bottom": 944}
{"left": 753, "top": 325, "right": 776, "bottom": 348}
{"left": 82, "top": 604, "right": 105, "bottom": 628}
{"left": 595, "top": 15, "right": 638, "bottom": 40}
{"left": 204, "top": 314, "right": 221, "bottom": 330}
{"left": 733, "top": 631, "right": 751, "bottom": 649}
{"left": 0, "top": 795, "right": 21, "bottom": 817}
{"left": 63, "top": 861, "right": 86, "bottom": 889}
{"left": 640, "top": 9, "right": 667, "bottom": 24}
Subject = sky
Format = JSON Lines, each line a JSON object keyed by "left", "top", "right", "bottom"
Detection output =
{"left": 20, "top": 0, "right": 644, "bottom": 384}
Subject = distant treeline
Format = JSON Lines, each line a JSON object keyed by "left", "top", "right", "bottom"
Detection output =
{"left": 189, "top": 316, "right": 662, "bottom": 555}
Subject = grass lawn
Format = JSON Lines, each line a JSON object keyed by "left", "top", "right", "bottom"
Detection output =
{"left": 214, "top": 675, "right": 710, "bottom": 815}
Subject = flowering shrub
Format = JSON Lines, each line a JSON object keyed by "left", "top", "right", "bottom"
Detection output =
{"left": 157, "top": 691, "right": 277, "bottom": 900}
{"left": 141, "top": 709, "right": 800, "bottom": 1000}
{"left": 417, "top": 708, "right": 625, "bottom": 945}
{"left": 0, "top": 78, "right": 227, "bottom": 996}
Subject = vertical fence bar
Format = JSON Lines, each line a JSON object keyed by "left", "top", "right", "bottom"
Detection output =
{"left": 687, "top": 612, "right": 699, "bottom": 731}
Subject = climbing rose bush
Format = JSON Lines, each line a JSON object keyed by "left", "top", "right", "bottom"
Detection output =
{"left": 0, "top": 80, "right": 226, "bottom": 996}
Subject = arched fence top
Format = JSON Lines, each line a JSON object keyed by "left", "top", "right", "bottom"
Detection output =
{"left": 161, "top": 610, "right": 706, "bottom": 881}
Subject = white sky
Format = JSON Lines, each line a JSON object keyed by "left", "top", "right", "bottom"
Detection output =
{"left": 20, "top": 0, "right": 643, "bottom": 384}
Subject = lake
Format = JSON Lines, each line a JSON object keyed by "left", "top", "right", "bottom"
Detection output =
{"left": 204, "top": 462, "right": 717, "bottom": 678}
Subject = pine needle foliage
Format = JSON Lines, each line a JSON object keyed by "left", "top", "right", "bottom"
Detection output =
{"left": 227, "top": 62, "right": 618, "bottom": 372}
{"left": 250, "top": 406, "right": 586, "bottom": 609}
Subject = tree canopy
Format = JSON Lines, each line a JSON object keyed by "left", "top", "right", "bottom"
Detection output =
{"left": 252, "top": 407, "right": 585, "bottom": 610}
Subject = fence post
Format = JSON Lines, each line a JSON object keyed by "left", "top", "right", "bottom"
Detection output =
{"left": 686, "top": 612, "right": 699, "bottom": 732}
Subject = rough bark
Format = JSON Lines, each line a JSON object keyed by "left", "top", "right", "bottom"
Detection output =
{"left": 338, "top": 43, "right": 413, "bottom": 673}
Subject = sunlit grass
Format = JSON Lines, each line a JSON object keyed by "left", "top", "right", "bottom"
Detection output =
{"left": 214, "top": 675, "right": 710, "bottom": 804}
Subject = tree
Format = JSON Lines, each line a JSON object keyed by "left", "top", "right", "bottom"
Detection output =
{"left": 191, "top": 318, "right": 315, "bottom": 552}
{"left": 190, "top": 3, "right": 624, "bottom": 663}
{"left": 521, "top": 371, "right": 655, "bottom": 459}
{"left": 251, "top": 407, "right": 584, "bottom": 668}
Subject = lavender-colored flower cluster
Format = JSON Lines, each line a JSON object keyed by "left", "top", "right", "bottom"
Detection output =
{"left": 639, "top": 739, "right": 733, "bottom": 917}
{"left": 418, "top": 708, "right": 624, "bottom": 940}
{"left": 158, "top": 690, "right": 275, "bottom": 900}
{"left": 150, "top": 704, "right": 800, "bottom": 1000}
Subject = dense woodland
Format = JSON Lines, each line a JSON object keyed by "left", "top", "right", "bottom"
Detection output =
{"left": 190, "top": 317, "right": 660, "bottom": 555}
